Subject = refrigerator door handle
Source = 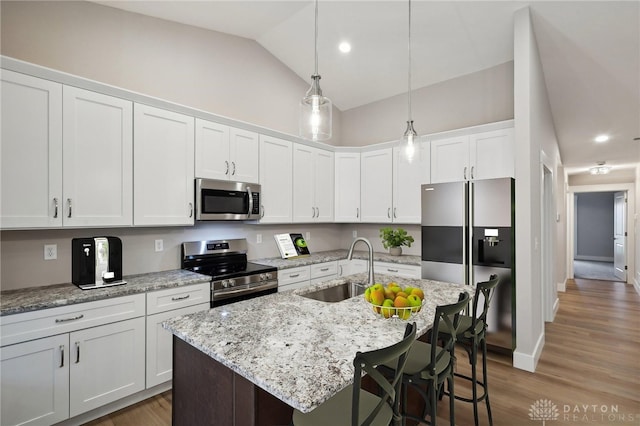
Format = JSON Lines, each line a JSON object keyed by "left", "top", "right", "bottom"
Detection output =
{"left": 464, "top": 166, "right": 467, "bottom": 180}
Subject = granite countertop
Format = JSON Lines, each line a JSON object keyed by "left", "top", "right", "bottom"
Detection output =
{"left": 252, "top": 249, "right": 421, "bottom": 270}
{"left": 163, "top": 273, "right": 470, "bottom": 414}
{"left": 0, "top": 270, "right": 210, "bottom": 316}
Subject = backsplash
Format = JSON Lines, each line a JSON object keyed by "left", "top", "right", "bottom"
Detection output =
{"left": 0, "top": 223, "right": 421, "bottom": 290}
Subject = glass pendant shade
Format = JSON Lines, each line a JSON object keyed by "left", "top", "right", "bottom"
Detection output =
{"left": 402, "top": 120, "right": 417, "bottom": 163}
{"left": 300, "top": 75, "right": 332, "bottom": 141}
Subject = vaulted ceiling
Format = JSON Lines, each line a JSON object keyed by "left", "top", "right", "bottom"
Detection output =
{"left": 94, "top": 1, "right": 639, "bottom": 175}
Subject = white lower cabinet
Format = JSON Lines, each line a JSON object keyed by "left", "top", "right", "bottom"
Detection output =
{"left": 374, "top": 261, "right": 421, "bottom": 279}
{"left": 0, "top": 294, "right": 146, "bottom": 426}
{"left": 145, "top": 283, "right": 209, "bottom": 388}
{"left": 337, "top": 259, "right": 369, "bottom": 277}
{"left": 309, "top": 261, "right": 338, "bottom": 285}
{"left": 278, "top": 266, "right": 311, "bottom": 291}
{"left": 69, "top": 317, "right": 145, "bottom": 417}
{"left": 1, "top": 334, "right": 69, "bottom": 426}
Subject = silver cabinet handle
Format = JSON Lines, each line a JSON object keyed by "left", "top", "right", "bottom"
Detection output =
{"left": 171, "top": 294, "right": 190, "bottom": 301}
{"left": 289, "top": 273, "right": 300, "bottom": 278}
{"left": 225, "top": 160, "right": 229, "bottom": 175}
{"left": 471, "top": 166, "right": 475, "bottom": 179}
{"left": 393, "top": 208, "right": 397, "bottom": 218}
{"left": 356, "top": 208, "right": 359, "bottom": 218}
{"left": 59, "top": 345, "right": 65, "bottom": 368}
{"left": 67, "top": 198, "right": 72, "bottom": 218}
{"left": 189, "top": 202, "right": 193, "bottom": 218}
{"left": 320, "top": 267, "right": 329, "bottom": 272}
{"left": 387, "top": 268, "right": 399, "bottom": 273}
{"left": 464, "top": 166, "right": 467, "bottom": 180}
{"left": 315, "top": 207, "right": 319, "bottom": 218}
{"left": 311, "top": 207, "right": 316, "bottom": 218}
{"left": 387, "top": 208, "right": 391, "bottom": 219}
{"left": 55, "top": 314, "right": 84, "bottom": 323}
{"left": 339, "top": 265, "right": 343, "bottom": 276}
{"left": 75, "top": 341, "right": 80, "bottom": 364}
{"left": 232, "top": 162, "right": 236, "bottom": 175}
{"left": 53, "top": 198, "right": 59, "bottom": 218}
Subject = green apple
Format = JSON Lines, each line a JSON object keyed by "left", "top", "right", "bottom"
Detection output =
{"left": 407, "top": 294, "right": 422, "bottom": 312}
{"left": 381, "top": 299, "right": 396, "bottom": 318}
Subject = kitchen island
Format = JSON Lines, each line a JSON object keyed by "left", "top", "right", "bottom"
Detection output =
{"left": 163, "top": 274, "right": 470, "bottom": 425}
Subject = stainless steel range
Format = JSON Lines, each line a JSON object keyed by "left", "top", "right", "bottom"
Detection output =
{"left": 181, "top": 239, "right": 278, "bottom": 307}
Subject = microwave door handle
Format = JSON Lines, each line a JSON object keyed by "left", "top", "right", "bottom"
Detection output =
{"left": 246, "top": 186, "right": 253, "bottom": 219}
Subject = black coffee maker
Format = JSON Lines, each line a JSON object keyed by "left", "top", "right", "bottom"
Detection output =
{"left": 72, "top": 237, "right": 126, "bottom": 290}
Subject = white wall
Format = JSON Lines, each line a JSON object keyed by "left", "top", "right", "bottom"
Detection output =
{"left": 636, "top": 165, "right": 640, "bottom": 292}
{"left": 341, "top": 62, "right": 514, "bottom": 146}
{"left": 513, "top": 7, "right": 562, "bottom": 372}
{"left": 0, "top": 0, "right": 341, "bottom": 145}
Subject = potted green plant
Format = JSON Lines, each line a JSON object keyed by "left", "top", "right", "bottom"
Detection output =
{"left": 379, "top": 227, "right": 414, "bottom": 256}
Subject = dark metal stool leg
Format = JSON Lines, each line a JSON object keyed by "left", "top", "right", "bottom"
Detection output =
{"left": 471, "top": 338, "right": 479, "bottom": 426}
{"left": 482, "top": 337, "right": 493, "bottom": 426}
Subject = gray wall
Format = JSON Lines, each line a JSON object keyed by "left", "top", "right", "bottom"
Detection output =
{"left": 574, "top": 192, "right": 615, "bottom": 261}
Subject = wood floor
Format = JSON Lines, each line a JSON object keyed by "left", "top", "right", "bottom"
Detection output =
{"left": 86, "top": 278, "right": 640, "bottom": 426}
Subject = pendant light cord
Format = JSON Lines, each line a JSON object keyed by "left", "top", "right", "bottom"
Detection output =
{"left": 314, "top": 0, "right": 319, "bottom": 76}
{"left": 407, "top": 0, "right": 412, "bottom": 121}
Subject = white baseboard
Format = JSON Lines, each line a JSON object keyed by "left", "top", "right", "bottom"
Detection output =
{"left": 553, "top": 297, "right": 560, "bottom": 318}
{"left": 574, "top": 255, "right": 614, "bottom": 262}
{"left": 55, "top": 382, "right": 172, "bottom": 426}
{"left": 513, "top": 332, "right": 545, "bottom": 372}
{"left": 557, "top": 281, "right": 566, "bottom": 292}
{"left": 634, "top": 277, "right": 640, "bottom": 296}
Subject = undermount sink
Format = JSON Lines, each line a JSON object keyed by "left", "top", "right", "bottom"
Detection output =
{"left": 300, "top": 281, "right": 366, "bottom": 303}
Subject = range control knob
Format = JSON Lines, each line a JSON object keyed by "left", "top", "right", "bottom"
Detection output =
{"left": 259, "top": 273, "right": 266, "bottom": 281}
{"left": 221, "top": 280, "right": 229, "bottom": 288}
{"left": 228, "top": 279, "right": 236, "bottom": 287}
{"left": 265, "top": 272, "right": 272, "bottom": 280}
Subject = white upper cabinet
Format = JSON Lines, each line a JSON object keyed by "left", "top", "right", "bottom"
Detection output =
{"left": 259, "top": 135, "right": 292, "bottom": 223}
{"left": 431, "top": 126, "right": 514, "bottom": 183}
{"left": 469, "top": 128, "right": 514, "bottom": 180}
{"left": 334, "top": 152, "right": 361, "bottom": 222}
{"left": 195, "top": 119, "right": 259, "bottom": 184}
{"left": 134, "top": 104, "right": 195, "bottom": 226}
{"left": 63, "top": 86, "right": 133, "bottom": 227}
{"left": 1, "top": 70, "right": 63, "bottom": 229}
{"left": 293, "top": 144, "right": 334, "bottom": 223}
{"left": 360, "top": 148, "right": 393, "bottom": 223}
{"left": 393, "top": 140, "right": 430, "bottom": 224}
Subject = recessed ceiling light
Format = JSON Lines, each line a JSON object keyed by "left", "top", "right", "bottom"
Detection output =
{"left": 594, "top": 134, "right": 609, "bottom": 143}
{"left": 338, "top": 42, "right": 351, "bottom": 53}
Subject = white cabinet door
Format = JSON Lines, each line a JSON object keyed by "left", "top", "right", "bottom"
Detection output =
{"left": 134, "top": 104, "right": 195, "bottom": 226}
{"left": 292, "top": 144, "right": 315, "bottom": 222}
{"left": 338, "top": 259, "right": 369, "bottom": 277}
{"left": 69, "top": 317, "right": 145, "bottom": 417}
{"left": 334, "top": 152, "right": 361, "bottom": 222}
{"left": 1, "top": 334, "right": 69, "bottom": 426}
{"left": 361, "top": 148, "right": 393, "bottom": 223}
{"left": 63, "top": 87, "right": 133, "bottom": 227}
{"left": 1, "top": 70, "right": 62, "bottom": 229}
{"left": 292, "top": 145, "right": 334, "bottom": 223}
{"left": 393, "top": 140, "right": 430, "bottom": 224}
{"left": 146, "top": 302, "right": 209, "bottom": 388}
{"left": 229, "top": 127, "right": 259, "bottom": 184}
{"left": 314, "top": 148, "right": 334, "bottom": 222}
{"left": 259, "top": 135, "right": 292, "bottom": 223}
{"left": 195, "top": 119, "right": 230, "bottom": 180}
{"left": 430, "top": 135, "right": 469, "bottom": 184}
{"left": 470, "top": 128, "right": 514, "bottom": 180}
{"left": 375, "top": 261, "right": 421, "bottom": 279}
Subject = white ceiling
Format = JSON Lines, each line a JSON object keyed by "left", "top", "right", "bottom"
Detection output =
{"left": 93, "top": 0, "right": 639, "bottom": 174}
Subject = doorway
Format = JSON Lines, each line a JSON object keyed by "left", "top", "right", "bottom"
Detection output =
{"left": 567, "top": 184, "right": 633, "bottom": 284}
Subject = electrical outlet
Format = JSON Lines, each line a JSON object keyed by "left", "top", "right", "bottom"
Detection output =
{"left": 352, "top": 230, "right": 357, "bottom": 238}
{"left": 44, "top": 244, "right": 57, "bottom": 260}
{"left": 256, "top": 234, "right": 262, "bottom": 244}
{"left": 305, "top": 232, "right": 311, "bottom": 241}
{"left": 155, "top": 239, "right": 164, "bottom": 252}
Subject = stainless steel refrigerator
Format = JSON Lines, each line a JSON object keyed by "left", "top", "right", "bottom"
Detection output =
{"left": 421, "top": 178, "right": 515, "bottom": 353}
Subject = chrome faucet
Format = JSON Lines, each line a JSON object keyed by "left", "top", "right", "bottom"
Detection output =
{"left": 347, "top": 237, "right": 375, "bottom": 286}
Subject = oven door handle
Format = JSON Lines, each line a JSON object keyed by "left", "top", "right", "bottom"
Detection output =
{"left": 246, "top": 186, "right": 254, "bottom": 219}
{"left": 212, "top": 280, "right": 277, "bottom": 301}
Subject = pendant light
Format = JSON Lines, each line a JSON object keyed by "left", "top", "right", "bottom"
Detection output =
{"left": 401, "top": 0, "right": 417, "bottom": 163}
{"left": 300, "top": 0, "right": 332, "bottom": 141}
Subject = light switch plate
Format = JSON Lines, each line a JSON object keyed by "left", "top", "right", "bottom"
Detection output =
{"left": 256, "top": 234, "right": 262, "bottom": 244}
{"left": 155, "top": 239, "right": 164, "bottom": 252}
{"left": 305, "top": 232, "right": 311, "bottom": 241}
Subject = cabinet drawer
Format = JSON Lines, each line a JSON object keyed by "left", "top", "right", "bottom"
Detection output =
{"left": 310, "top": 261, "right": 338, "bottom": 279}
{"left": 0, "top": 294, "right": 145, "bottom": 347}
{"left": 146, "top": 283, "right": 210, "bottom": 315}
{"left": 278, "top": 266, "right": 311, "bottom": 286}
{"left": 375, "top": 262, "right": 421, "bottom": 279}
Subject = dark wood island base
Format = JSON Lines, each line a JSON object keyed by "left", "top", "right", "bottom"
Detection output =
{"left": 172, "top": 336, "right": 294, "bottom": 426}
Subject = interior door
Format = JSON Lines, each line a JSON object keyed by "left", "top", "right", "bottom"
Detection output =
{"left": 613, "top": 191, "right": 627, "bottom": 281}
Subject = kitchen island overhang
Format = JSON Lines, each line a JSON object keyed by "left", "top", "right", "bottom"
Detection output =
{"left": 164, "top": 274, "right": 471, "bottom": 424}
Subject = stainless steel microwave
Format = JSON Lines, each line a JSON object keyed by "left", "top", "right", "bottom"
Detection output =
{"left": 195, "top": 179, "right": 261, "bottom": 221}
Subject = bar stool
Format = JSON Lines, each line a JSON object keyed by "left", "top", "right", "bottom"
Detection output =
{"left": 439, "top": 274, "right": 500, "bottom": 426}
